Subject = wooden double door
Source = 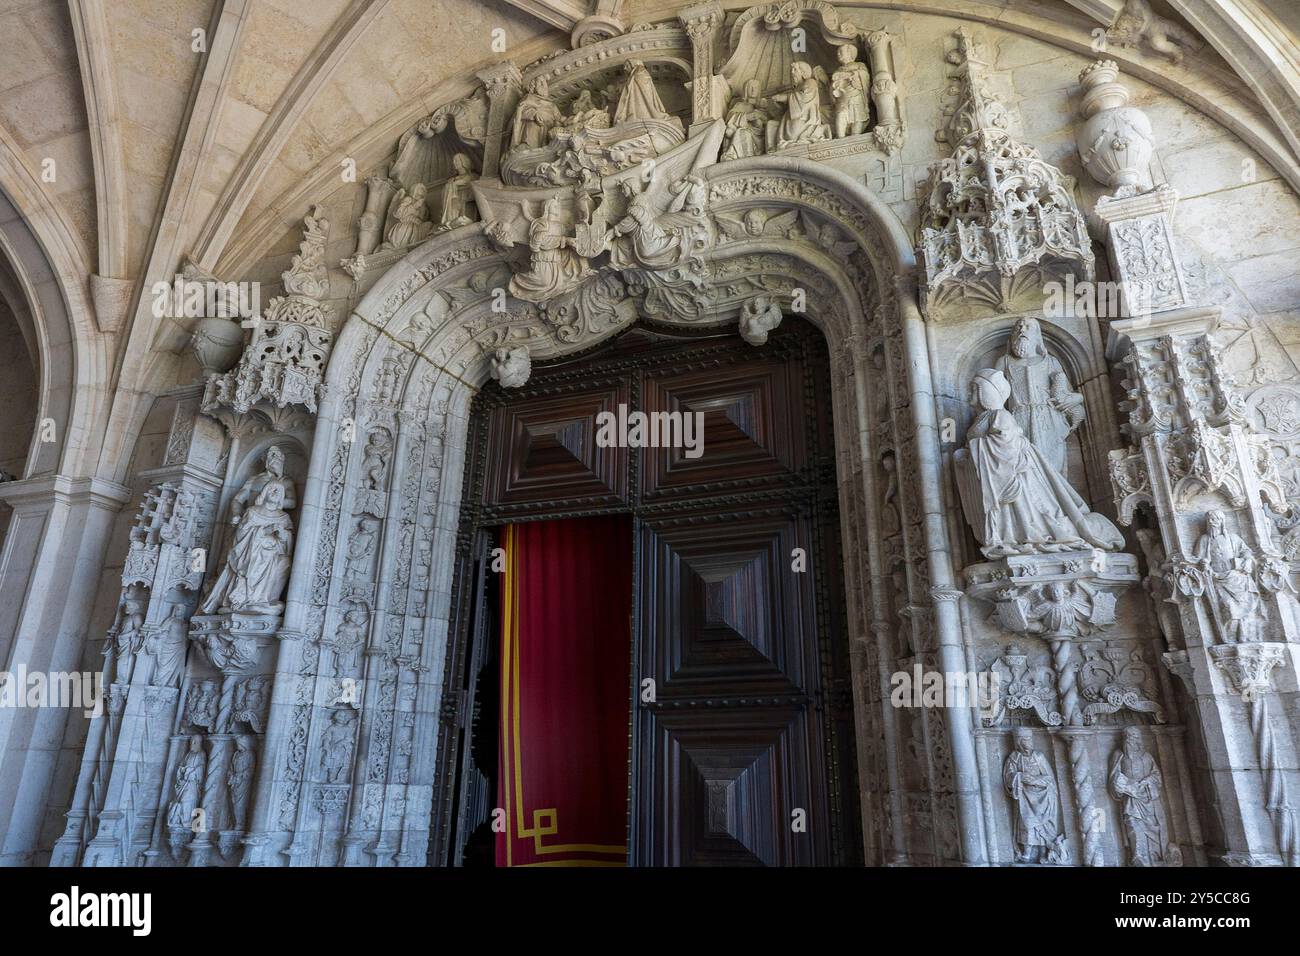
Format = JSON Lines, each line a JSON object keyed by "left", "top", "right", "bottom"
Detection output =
{"left": 435, "top": 324, "right": 860, "bottom": 866}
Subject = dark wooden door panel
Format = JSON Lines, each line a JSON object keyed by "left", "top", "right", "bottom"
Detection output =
{"left": 640, "top": 359, "right": 807, "bottom": 501}
{"left": 639, "top": 510, "right": 815, "bottom": 697}
{"left": 483, "top": 384, "right": 629, "bottom": 511}
{"left": 637, "top": 708, "right": 825, "bottom": 866}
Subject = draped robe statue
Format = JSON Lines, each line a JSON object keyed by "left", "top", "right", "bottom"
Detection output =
{"left": 1003, "top": 728, "right": 1064, "bottom": 864}
{"left": 955, "top": 368, "right": 1124, "bottom": 557}
{"left": 613, "top": 60, "right": 670, "bottom": 123}
{"left": 507, "top": 196, "right": 593, "bottom": 303}
{"left": 768, "top": 61, "right": 830, "bottom": 150}
{"left": 437, "top": 153, "right": 476, "bottom": 230}
{"left": 609, "top": 177, "right": 684, "bottom": 271}
{"left": 1193, "top": 509, "right": 1261, "bottom": 643}
{"left": 383, "top": 183, "right": 429, "bottom": 248}
{"left": 510, "top": 77, "right": 563, "bottom": 151}
{"left": 166, "top": 735, "right": 206, "bottom": 829}
{"left": 995, "top": 318, "right": 1085, "bottom": 475}
{"left": 722, "top": 79, "right": 770, "bottom": 160}
{"left": 830, "top": 43, "right": 871, "bottom": 138}
{"left": 201, "top": 481, "right": 294, "bottom": 615}
{"left": 1108, "top": 728, "right": 1168, "bottom": 866}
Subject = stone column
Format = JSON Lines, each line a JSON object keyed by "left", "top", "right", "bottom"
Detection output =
{"left": 476, "top": 63, "right": 523, "bottom": 181}
{"left": 0, "top": 473, "right": 132, "bottom": 864}
{"left": 1108, "top": 307, "right": 1300, "bottom": 864}
{"left": 678, "top": 1, "right": 725, "bottom": 134}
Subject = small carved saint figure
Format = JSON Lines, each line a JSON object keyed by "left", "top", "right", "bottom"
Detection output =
{"left": 613, "top": 60, "right": 671, "bottom": 123}
{"left": 383, "top": 183, "right": 429, "bottom": 249}
{"left": 437, "top": 153, "right": 477, "bottom": 230}
{"left": 995, "top": 318, "right": 1085, "bottom": 475}
{"left": 955, "top": 368, "right": 1124, "bottom": 557}
{"left": 333, "top": 607, "right": 368, "bottom": 675}
{"left": 361, "top": 429, "right": 392, "bottom": 490}
{"left": 507, "top": 196, "right": 594, "bottom": 303}
{"left": 738, "top": 295, "right": 783, "bottom": 346}
{"left": 1002, "top": 727, "right": 1066, "bottom": 864}
{"left": 510, "top": 76, "right": 563, "bottom": 151}
{"left": 200, "top": 481, "right": 294, "bottom": 615}
{"left": 1108, "top": 727, "right": 1169, "bottom": 866}
{"left": 166, "top": 734, "right": 207, "bottom": 831}
{"left": 767, "top": 61, "right": 830, "bottom": 151}
{"left": 721, "top": 79, "right": 770, "bottom": 161}
{"left": 144, "top": 604, "right": 189, "bottom": 688}
{"left": 345, "top": 515, "right": 382, "bottom": 580}
{"left": 226, "top": 735, "right": 256, "bottom": 831}
{"left": 1192, "top": 509, "right": 1261, "bottom": 644}
{"left": 830, "top": 43, "right": 871, "bottom": 138}
{"left": 106, "top": 588, "right": 147, "bottom": 683}
{"left": 320, "top": 710, "right": 355, "bottom": 784}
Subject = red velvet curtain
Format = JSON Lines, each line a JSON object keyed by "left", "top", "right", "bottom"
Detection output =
{"left": 496, "top": 516, "right": 632, "bottom": 867}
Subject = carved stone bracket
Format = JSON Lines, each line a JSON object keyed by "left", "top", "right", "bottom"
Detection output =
{"left": 1209, "top": 642, "right": 1286, "bottom": 703}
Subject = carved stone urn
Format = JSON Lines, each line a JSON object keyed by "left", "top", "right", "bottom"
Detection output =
{"left": 189, "top": 316, "right": 245, "bottom": 376}
{"left": 1076, "top": 60, "right": 1153, "bottom": 197}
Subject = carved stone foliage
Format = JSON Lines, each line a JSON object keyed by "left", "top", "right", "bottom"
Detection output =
{"left": 204, "top": 207, "right": 335, "bottom": 416}
{"left": 916, "top": 29, "right": 1093, "bottom": 319}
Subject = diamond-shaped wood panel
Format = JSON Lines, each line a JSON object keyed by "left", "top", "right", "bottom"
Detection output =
{"left": 638, "top": 709, "right": 822, "bottom": 866}
{"left": 640, "top": 360, "right": 807, "bottom": 501}
{"left": 483, "top": 386, "right": 629, "bottom": 510}
{"left": 640, "top": 511, "right": 814, "bottom": 697}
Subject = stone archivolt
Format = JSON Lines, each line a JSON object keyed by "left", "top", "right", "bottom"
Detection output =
{"left": 48, "top": 8, "right": 1300, "bottom": 872}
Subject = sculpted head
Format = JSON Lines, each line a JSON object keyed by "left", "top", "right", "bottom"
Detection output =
{"left": 1009, "top": 317, "right": 1047, "bottom": 360}
{"left": 743, "top": 78, "right": 762, "bottom": 100}
{"left": 1122, "top": 726, "right": 1143, "bottom": 753}
{"left": 264, "top": 445, "right": 285, "bottom": 476}
{"left": 530, "top": 76, "right": 550, "bottom": 97}
{"left": 970, "top": 368, "right": 1012, "bottom": 412}
{"left": 1012, "top": 727, "right": 1033, "bottom": 753}
{"left": 837, "top": 43, "right": 859, "bottom": 64}
{"left": 791, "top": 61, "right": 813, "bottom": 83}
{"left": 1206, "top": 509, "right": 1226, "bottom": 535}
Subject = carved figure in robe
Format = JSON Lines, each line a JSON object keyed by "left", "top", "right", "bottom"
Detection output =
{"left": 437, "top": 153, "right": 477, "bottom": 230}
{"left": 721, "top": 79, "right": 770, "bottom": 160}
{"left": 767, "top": 61, "right": 830, "bottom": 151}
{"left": 200, "top": 481, "right": 294, "bottom": 615}
{"left": 609, "top": 177, "right": 684, "bottom": 271}
{"left": 507, "top": 196, "right": 594, "bottom": 303}
{"left": 226, "top": 735, "right": 255, "bottom": 831}
{"left": 227, "top": 446, "right": 297, "bottom": 518}
{"left": 995, "top": 318, "right": 1085, "bottom": 475}
{"left": 1136, "top": 528, "right": 1182, "bottom": 650}
{"left": 166, "top": 735, "right": 206, "bottom": 830}
{"left": 345, "top": 515, "right": 382, "bottom": 580}
{"left": 1108, "top": 727, "right": 1168, "bottom": 866}
{"left": 383, "top": 183, "right": 430, "bottom": 249}
{"left": 320, "top": 711, "right": 355, "bottom": 784}
{"left": 144, "top": 604, "right": 189, "bottom": 688}
{"left": 955, "top": 368, "right": 1124, "bottom": 557}
{"left": 1192, "top": 509, "right": 1261, "bottom": 643}
{"left": 613, "top": 60, "right": 671, "bottom": 123}
{"left": 557, "top": 88, "right": 612, "bottom": 133}
{"left": 1003, "top": 727, "right": 1065, "bottom": 864}
{"left": 361, "top": 429, "right": 391, "bottom": 490}
{"left": 106, "top": 588, "right": 147, "bottom": 682}
{"left": 185, "top": 681, "right": 217, "bottom": 730}
{"left": 333, "top": 607, "right": 367, "bottom": 675}
{"left": 830, "top": 43, "right": 871, "bottom": 138}
{"left": 510, "top": 76, "right": 563, "bottom": 151}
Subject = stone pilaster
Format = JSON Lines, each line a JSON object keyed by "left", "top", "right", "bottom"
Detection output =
{"left": 476, "top": 63, "right": 523, "bottom": 181}
{"left": 678, "top": 2, "right": 725, "bottom": 134}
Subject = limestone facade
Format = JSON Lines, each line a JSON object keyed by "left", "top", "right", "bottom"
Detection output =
{"left": 0, "top": 0, "right": 1298, "bottom": 867}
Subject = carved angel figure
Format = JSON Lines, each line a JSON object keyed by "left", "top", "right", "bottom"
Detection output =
{"left": 490, "top": 346, "right": 531, "bottom": 389}
{"left": 507, "top": 196, "right": 595, "bottom": 303}
{"left": 955, "top": 368, "right": 1124, "bottom": 557}
{"left": 767, "top": 61, "right": 830, "bottom": 151}
{"left": 738, "top": 295, "right": 783, "bottom": 346}
{"left": 609, "top": 177, "right": 684, "bottom": 271}
{"left": 1003, "top": 727, "right": 1067, "bottom": 864}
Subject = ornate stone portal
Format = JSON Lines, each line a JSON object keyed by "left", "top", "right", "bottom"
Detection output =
{"left": 49, "top": 8, "right": 1298, "bottom": 871}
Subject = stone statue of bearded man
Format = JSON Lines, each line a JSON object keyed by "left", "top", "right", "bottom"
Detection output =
{"left": 995, "top": 317, "right": 1085, "bottom": 475}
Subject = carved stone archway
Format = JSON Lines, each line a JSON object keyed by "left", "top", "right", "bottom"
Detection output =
{"left": 236, "top": 155, "right": 979, "bottom": 867}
